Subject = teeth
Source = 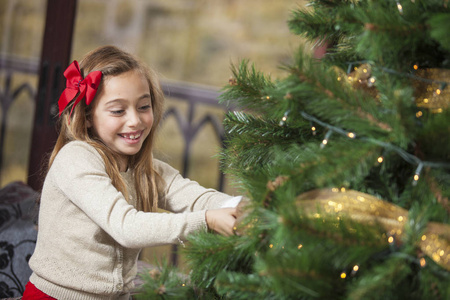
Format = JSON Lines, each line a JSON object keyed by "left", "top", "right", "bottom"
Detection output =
{"left": 123, "top": 133, "right": 141, "bottom": 140}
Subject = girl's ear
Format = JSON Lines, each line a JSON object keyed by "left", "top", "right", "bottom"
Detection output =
{"left": 86, "top": 118, "right": 92, "bottom": 128}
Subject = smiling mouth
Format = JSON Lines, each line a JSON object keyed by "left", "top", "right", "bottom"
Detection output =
{"left": 120, "top": 131, "right": 142, "bottom": 140}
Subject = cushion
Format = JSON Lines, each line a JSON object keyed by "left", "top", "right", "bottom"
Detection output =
{"left": 0, "top": 181, "right": 38, "bottom": 298}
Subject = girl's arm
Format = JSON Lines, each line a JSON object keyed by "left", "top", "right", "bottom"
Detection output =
{"left": 154, "top": 159, "right": 238, "bottom": 212}
{"left": 48, "top": 142, "right": 225, "bottom": 248}
{"left": 155, "top": 159, "right": 242, "bottom": 236}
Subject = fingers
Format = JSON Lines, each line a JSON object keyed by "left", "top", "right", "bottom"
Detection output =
{"left": 205, "top": 208, "right": 238, "bottom": 236}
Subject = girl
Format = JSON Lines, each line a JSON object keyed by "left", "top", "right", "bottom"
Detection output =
{"left": 23, "top": 45, "right": 239, "bottom": 300}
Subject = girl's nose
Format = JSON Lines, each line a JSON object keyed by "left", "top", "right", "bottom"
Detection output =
{"left": 128, "top": 110, "right": 142, "bottom": 126}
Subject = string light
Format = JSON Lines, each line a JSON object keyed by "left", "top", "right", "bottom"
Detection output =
{"left": 347, "top": 64, "right": 353, "bottom": 74}
{"left": 347, "top": 132, "right": 356, "bottom": 139}
{"left": 353, "top": 265, "right": 359, "bottom": 272}
{"left": 377, "top": 156, "right": 384, "bottom": 163}
{"left": 436, "top": 89, "right": 441, "bottom": 95}
{"left": 279, "top": 111, "right": 289, "bottom": 126}
{"left": 416, "top": 111, "right": 423, "bottom": 118}
{"left": 340, "top": 272, "right": 347, "bottom": 279}
{"left": 412, "top": 163, "right": 423, "bottom": 186}
{"left": 388, "top": 236, "right": 394, "bottom": 244}
{"left": 347, "top": 60, "right": 448, "bottom": 88}
{"left": 420, "top": 258, "right": 426, "bottom": 267}
{"left": 299, "top": 111, "right": 450, "bottom": 185}
{"left": 396, "top": 1, "right": 403, "bottom": 14}
{"left": 321, "top": 131, "right": 333, "bottom": 149}
{"left": 298, "top": 244, "right": 303, "bottom": 249}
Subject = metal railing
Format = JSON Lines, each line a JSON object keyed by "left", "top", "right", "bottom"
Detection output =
{"left": 0, "top": 55, "right": 38, "bottom": 180}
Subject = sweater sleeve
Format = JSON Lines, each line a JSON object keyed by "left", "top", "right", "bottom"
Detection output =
{"left": 50, "top": 142, "right": 209, "bottom": 248}
{"left": 154, "top": 159, "right": 233, "bottom": 213}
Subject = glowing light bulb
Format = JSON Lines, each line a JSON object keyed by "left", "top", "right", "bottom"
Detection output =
{"left": 416, "top": 111, "right": 423, "bottom": 118}
{"left": 353, "top": 265, "right": 359, "bottom": 272}
{"left": 413, "top": 64, "right": 419, "bottom": 70}
{"left": 347, "top": 132, "right": 355, "bottom": 138}
{"left": 340, "top": 272, "right": 347, "bottom": 279}
{"left": 377, "top": 156, "right": 384, "bottom": 163}
{"left": 269, "top": 244, "right": 273, "bottom": 249}
{"left": 414, "top": 174, "right": 419, "bottom": 181}
{"left": 298, "top": 244, "right": 303, "bottom": 249}
{"left": 436, "top": 89, "right": 441, "bottom": 95}
{"left": 279, "top": 111, "right": 289, "bottom": 126}
{"left": 420, "top": 258, "right": 426, "bottom": 267}
{"left": 388, "top": 236, "right": 394, "bottom": 244}
{"left": 396, "top": 2, "right": 403, "bottom": 14}
{"left": 321, "top": 131, "right": 332, "bottom": 148}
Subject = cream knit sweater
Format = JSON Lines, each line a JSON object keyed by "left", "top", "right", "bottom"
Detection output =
{"left": 28, "top": 141, "right": 232, "bottom": 300}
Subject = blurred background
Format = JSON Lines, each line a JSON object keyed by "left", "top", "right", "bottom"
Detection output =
{"left": 0, "top": 0, "right": 307, "bottom": 266}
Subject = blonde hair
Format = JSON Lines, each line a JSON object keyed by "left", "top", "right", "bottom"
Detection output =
{"left": 50, "top": 45, "right": 164, "bottom": 212}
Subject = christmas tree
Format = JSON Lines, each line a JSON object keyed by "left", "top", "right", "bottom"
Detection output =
{"left": 136, "top": 1, "right": 449, "bottom": 299}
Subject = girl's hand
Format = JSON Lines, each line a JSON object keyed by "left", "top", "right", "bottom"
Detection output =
{"left": 205, "top": 207, "right": 237, "bottom": 236}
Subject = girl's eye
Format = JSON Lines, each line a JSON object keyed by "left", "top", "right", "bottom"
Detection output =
{"left": 139, "top": 105, "right": 151, "bottom": 111}
{"left": 110, "top": 110, "right": 125, "bottom": 115}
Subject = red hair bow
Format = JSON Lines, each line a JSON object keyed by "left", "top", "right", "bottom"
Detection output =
{"left": 58, "top": 60, "right": 102, "bottom": 116}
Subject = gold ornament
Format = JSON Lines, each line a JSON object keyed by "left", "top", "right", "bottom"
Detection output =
{"left": 333, "top": 64, "right": 378, "bottom": 98}
{"left": 413, "top": 68, "right": 450, "bottom": 113}
{"left": 296, "top": 189, "right": 450, "bottom": 271}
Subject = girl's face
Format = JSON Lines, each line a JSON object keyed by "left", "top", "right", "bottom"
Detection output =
{"left": 88, "top": 70, "right": 154, "bottom": 171}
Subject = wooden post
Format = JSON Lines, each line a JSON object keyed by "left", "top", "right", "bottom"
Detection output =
{"left": 28, "top": 0, "right": 77, "bottom": 190}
